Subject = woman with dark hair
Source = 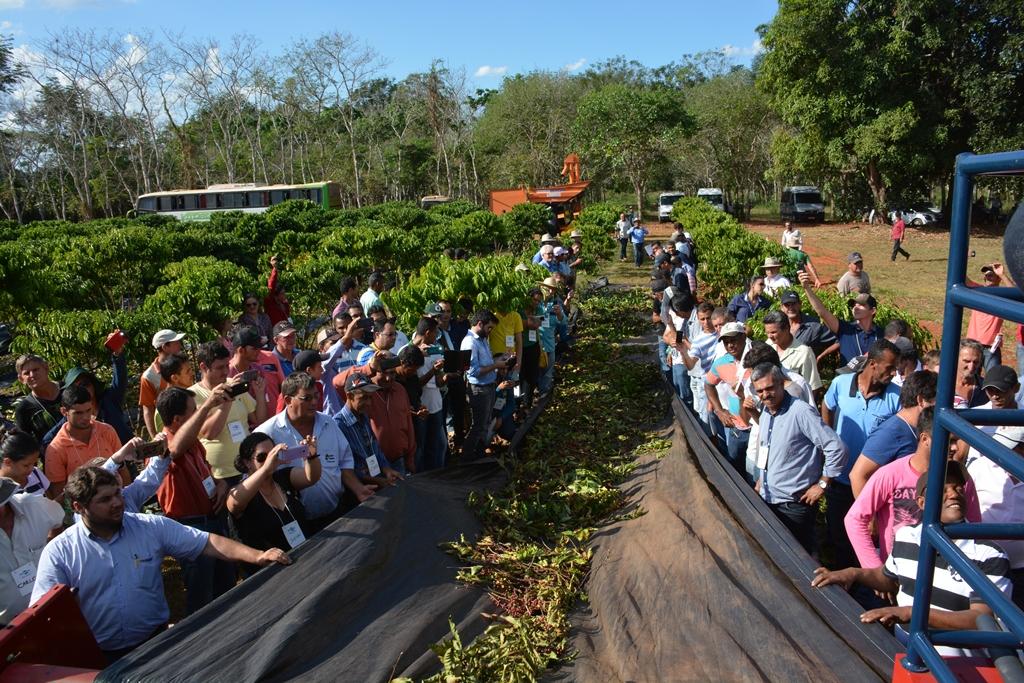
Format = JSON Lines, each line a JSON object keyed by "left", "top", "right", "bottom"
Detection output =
{"left": 237, "top": 293, "right": 272, "bottom": 345}
{"left": 227, "top": 432, "right": 321, "bottom": 554}
{"left": 0, "top": 428, "right": 49, "bottom": 496}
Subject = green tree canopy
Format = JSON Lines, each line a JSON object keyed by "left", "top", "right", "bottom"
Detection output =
{"left": 572, "top": 84, "right": 694, "bottom": 211}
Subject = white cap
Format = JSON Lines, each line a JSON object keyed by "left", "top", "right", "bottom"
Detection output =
{"left": 719, "top": 322, "right": 746, "bottom": 338}
{"left": 152, "top": 329, "right": 186, "bottom": 349}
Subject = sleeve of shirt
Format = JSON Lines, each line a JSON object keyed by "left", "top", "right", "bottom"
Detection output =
{"left": 801, "top": 348, "right": 823, "bottom": 390}
{"left": 30, "top": 543, "right": 70, "bottom": 606}
{"left": 804, "top": 409, "right": 846, "bottom": 478}
{"left": 824, "top": 378, "right": 839, "bottom": 411}
{"left": 122, "top": 456, "right": 171, "bottom": 512}
{"left": 972, "top": 547, "right": 1012, "bottom": 603}
{"left": 139, "top": 375, "right": 158, "bottom": 408}
{"left": 882, "top": 546, "right": 899, "bottom": 583}
{"left": 844, "top": 475, "right": 885, "bottom": 568}
{"left": 152, "top": 515, "right": 210, "bottom": 562}
{"left": 43, "top": 445, "right": 68, "bottom": 483}
{"left": 705, "top": 360, "right": 723, "bottom": 386}
{"left": 107, "top": 352, "right": 128, "bottom": 407}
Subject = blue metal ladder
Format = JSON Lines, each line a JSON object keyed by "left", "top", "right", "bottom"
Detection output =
{"left": 905, "top": 149, "right": 1024, "bottom": 679}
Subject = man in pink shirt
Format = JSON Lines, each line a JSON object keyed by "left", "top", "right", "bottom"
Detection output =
{"left": 845, "top": 407, "right": 981, "bottom": 568}
{"left": 890, "top": 216, "right": 909, "bottom": 261}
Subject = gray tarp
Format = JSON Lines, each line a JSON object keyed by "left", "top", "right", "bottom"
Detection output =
{"left": 550, "top": 398, "right": 900, "bottom": 682}
{"left": 98, "top": 462, "right": 505, "bottom": 683}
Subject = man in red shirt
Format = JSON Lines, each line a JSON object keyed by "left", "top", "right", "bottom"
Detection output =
{"left": 890, "top": 216, "right": 909, "bottom": 261}
{"left": 263, "top": 255, "right": 291, "bottom": 326}
{"left": 363, "top": 352, "right": 417, "bottom": 474}
{"left": 230, "top": 326, "right": 285, "bottom": 413}
{"left": 155, "top": 385, "right": 236, "bottom": 615}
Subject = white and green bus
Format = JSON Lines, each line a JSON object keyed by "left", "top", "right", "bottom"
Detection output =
{"left": 134, "top": 181, "right": 342, "bottom": 222}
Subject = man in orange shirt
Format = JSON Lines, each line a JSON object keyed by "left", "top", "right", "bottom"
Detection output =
{"left": 140, "top": 329, "right": 185, "bottom": 437}
{"left": 967, "top": 263, "right": 1015, "bottom": 372}
{"left": 45, "top": 385, "right": 142, "bottom": 499}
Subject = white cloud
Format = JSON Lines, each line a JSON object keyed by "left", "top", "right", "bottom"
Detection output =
{"left": 474, "top": 64, "right": 507, "bottom": 78}
{"left": 0, "top": 0, "right": 25, "bottom": 9}
{"left": 562, "top": 57, "right": 586, "bottom": 73}
{"left": 722, "top": 38, "right": 764, "bottom": 59}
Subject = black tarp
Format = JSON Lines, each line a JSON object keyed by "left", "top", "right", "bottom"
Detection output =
{"left": 549, "top": 398, "right": 901, "bottom": 682}
{"left": 98, "top": 462, "right": 506, "bottom": 683}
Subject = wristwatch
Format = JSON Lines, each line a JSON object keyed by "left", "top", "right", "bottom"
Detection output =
{"left": 818, "top": 478, "right": 828, "bottom": 490}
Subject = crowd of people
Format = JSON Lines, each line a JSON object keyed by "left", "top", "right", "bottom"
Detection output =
{"left": 655, "top": 220, "right": 1024, "bottom": 656}
{"left": 0, "top": 239, "right": 583, "bottom": 662}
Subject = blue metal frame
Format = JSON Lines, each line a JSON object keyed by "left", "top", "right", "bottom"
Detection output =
{"left": 904, "top": 149, "right": 1024, "bottom": 680}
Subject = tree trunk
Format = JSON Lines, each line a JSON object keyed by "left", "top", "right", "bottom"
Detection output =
{"left": 866, "top": 158, "right": 887, "bottom": 211}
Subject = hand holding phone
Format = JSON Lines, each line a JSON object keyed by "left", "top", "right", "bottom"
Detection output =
{"left": 278, "top": 444, "right": 310, "bottom": 463}
{"left": 136, "top": 440, "right": 167, "bottom": 459}
{"left": 227, "top": 381, "right": 250, "bottom": 398}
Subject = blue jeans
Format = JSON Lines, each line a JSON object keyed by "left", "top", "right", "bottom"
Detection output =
{"left": 618, "top": 237, "right": 628, "bottom": 259}
{"left": 415, "top": 409, "right": 448, "bottom": 472}
{"left": 633, "top": 243, "right": 644, "bottom": 266}
{"left": 725, "top": 427, "right": 751, "bottom": 482}
{"left": 769, "top": 501, "right": 817, "bottom": 555}
{"left": 539, "top": 348, "right": 556, "bottom": 393}
{"left": 671, "top": 362, "right": 693, "bottom": 404}
{"left": 177, "top": 514, "right": 236, "bottom": 615}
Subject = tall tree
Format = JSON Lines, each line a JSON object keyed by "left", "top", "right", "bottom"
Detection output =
{"left": 572, "top": 84, "right": 694, "bottom": 211}
{"left": 758, "top": 0, "right": 1024, "bottom": 211}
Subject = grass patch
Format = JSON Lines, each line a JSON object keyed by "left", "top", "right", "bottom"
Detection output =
{"left": 405, "top": 288, "right": 669, "bottom": 682}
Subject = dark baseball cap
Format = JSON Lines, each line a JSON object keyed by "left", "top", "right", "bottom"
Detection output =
{"left": 232, "top": 326, "right": 261, "bottom": 348}
{"left": 981, "top": 365, "right": 1019, "bottom": 392}
{"left": 294, "top": 349, "right": 327, "bottom": 372}
{"left": 344, "top": 372, "right": 381, "bottom": 394}
{"left": 273, "top": 321, "right": 296, "bottom": 338}
{"left": 847, "top": 251, "right": 864, "bottom": 263}
{"left": 779, "top": 291, "right": 800, "bottom": 305}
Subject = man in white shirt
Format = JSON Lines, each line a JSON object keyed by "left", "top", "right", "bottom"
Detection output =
{"left": 0, "top": 476, "right": 64, "bottom": 624}
{"left": 616, "top": 212, "right": 630, "bottom": 261}
{"left": 965, "top": 425, "right": 1024, "bottom": 608}
{"left": 763, "top": 311, "right": 822, "bottom": 393}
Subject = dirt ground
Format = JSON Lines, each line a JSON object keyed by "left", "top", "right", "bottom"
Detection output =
{"left": 642, "top": 215, "right": 1018, "bottom": 367}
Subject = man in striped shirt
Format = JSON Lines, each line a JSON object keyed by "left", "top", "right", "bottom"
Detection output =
{"left": 812, "top": 462, "right": 1011, "bottom": 657}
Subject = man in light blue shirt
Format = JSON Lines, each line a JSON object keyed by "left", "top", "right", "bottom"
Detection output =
{"left": 460, "top": 309, "right": 509, "bottom": 460}
{"left": 360, "top": 272, "right": 384, "bottom": 314}
{"left": 753, "top": 364, "right": 846, "bottom": 554}
{"left": 822, "top": 339, "right": 901, "bottom": 567}
{"left": 31, "top": 466, "right": 290, "bottom": 660}
{"left": 255, "top": 372, "right": 370, "bottom": 528}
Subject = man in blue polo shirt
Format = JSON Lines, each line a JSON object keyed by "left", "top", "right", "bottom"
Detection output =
{"left": 822, "top": 339, "right": 901, "bottom": 568}
{"left": 460, "top": 309, "right": 509, "bottom": 461}
{"left": 31, "top": 466, "right": 290, "bottom": 661}
{"left": 799, "top": 272, "right": 881, "bottom": 365}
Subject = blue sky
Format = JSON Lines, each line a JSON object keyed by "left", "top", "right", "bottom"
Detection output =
{"left": 1, "top": 0, "right": 777, "bottom": 82}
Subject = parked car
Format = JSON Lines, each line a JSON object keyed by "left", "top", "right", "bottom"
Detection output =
{"left": 658, "top": 191, "right": 685, "bottom": 222}
{"left": 889, "top": 208, "right": 937, "bottom": 226}
{"left": 697, "top": 188, "right": 725, "bottom": 211}
{"left": 780, "top": 186, "right": 825, "bottom": 223}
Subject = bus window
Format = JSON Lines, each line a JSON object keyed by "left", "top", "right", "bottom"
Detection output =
{"left": 270, "top": 190, "right": 285, "bottom": 205}
{"left": 137, "top": 197, "right": 157, "bottom": 212}
{"left": 182, "top": 194, "right": 198, "bottom": 210}
{"left": 199, "top": 194, "right": 208, "bottom": 209}
{"left": 311, "top": 189, "right": 321, "bottom": 206}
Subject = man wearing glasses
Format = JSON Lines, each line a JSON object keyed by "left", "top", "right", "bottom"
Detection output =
{"left": 256, "top": 372, "right": 374, "bottom": 530}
